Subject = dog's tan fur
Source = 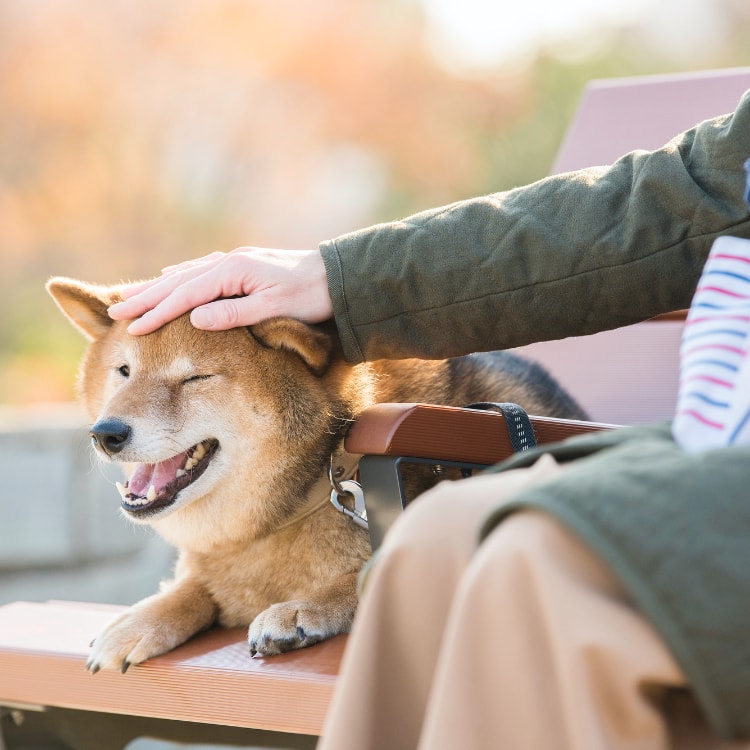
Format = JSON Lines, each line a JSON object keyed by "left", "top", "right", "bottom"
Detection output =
{"left": 47, "top": 276, "right": 586, "bottom": 671}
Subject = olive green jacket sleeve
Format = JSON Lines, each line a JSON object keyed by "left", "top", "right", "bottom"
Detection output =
{"left": 320, "top": 90, "right": 750, "bottom": 364}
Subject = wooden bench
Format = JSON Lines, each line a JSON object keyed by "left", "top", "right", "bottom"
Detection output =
{"left": 3, "top": 67, "right": 749, "bottom": 748}
{"left": 0, "top": 600, "right": 340, "bottom": 749}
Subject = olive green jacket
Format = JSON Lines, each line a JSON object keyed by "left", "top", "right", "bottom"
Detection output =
{"left": 321, "top": 89, "right": 750, "bottom": 739}
{"left": 321, "top": 90, "right": 750, "bottom": 365}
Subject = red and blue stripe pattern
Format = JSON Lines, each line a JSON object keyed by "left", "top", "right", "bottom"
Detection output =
{"left": 673, "top": 236, "right": 750, "bottom": 452}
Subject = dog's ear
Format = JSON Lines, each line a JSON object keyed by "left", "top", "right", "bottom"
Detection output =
{"left": 46, "top": 277, "right": 122, "bottom": 341}
{"left": 251, "top": 318, "right": 334, "bottom": 376}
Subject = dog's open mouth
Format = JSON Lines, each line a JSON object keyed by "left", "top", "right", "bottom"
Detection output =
{"left": 116, "top": 438, "right": 220, "bottom": 515}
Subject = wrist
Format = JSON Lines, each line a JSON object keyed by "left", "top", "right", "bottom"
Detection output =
{"left": 302, "top": 249, "right": 333, "bottom": 322}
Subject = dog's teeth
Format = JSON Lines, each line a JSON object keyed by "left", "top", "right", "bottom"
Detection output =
{"left": 184, "top": 457, "right": 198, "bottom": 470}
{"left": 115, "top": 481, "right": 128, "bottom": 498}
{"left": 193, "top": 443, "right": 206, "bottom": 460}
{"left": 176, "top": 469, "right": 186, "bottom": 478}
{"left": 146, "top": 485, "right": 157, "bottom": 502}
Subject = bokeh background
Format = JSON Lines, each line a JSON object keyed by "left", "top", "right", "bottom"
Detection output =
{"left": 1, "top": 11, "right": 749, "bottom": 748}
{"left": 2, "top": 0, "right": 750, "bottom": 405}
{"left": 1, "top": 7, "right": 750, "bottom": 743}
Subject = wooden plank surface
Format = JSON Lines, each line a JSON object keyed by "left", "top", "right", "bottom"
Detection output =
{"left": 0, "top": 600, "right": 344, "bottom": 736}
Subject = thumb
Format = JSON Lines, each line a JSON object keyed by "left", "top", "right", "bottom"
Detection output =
{"left": 190, "top": 299, "right": 248, "bottom": 330}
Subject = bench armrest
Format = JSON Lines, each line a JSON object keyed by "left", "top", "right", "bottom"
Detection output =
{"left": 345, "top": 403, "right": 619, "bottom": 549}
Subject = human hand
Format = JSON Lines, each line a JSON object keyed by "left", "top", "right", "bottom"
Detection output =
{"left": 108, "top": 247, "right": 334, "bottom": 335}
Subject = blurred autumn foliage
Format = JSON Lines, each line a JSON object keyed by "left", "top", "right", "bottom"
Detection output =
{"left": 2, "top": 0, "right": 750, "bottom": 403}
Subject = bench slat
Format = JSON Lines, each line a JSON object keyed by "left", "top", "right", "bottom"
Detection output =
{"left": 0, "top": 600, "right": 343, "bottom": 736}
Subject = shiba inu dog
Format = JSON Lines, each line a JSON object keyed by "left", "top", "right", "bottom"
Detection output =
{"left": 47, "top": 276, "right": 586, "bottom": 672}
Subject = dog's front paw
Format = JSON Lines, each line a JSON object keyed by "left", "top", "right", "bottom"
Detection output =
{"left": 86, "top": 607, "right": 184, "bottom": 673}
{"left": 248, "top": 600, "right": 342, "bottom": 657}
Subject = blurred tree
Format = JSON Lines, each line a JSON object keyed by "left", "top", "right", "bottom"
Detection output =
{"left": 1, "top": 0, "right": 749, "bottom": 403}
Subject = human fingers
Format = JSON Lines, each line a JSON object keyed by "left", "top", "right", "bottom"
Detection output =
{"left": 186, "top": 251, "right": 333, "bottom": 331}
{"left": 121, "top": 250, "right": 280, "bottom": 334}
{"left": 122, "top": 269, "right": 238, "bottom": 335}
{"left": 115, "top": 276, "right": 167, "bottom": 304}
{"left": 187, "top": 283, "right": 322, "bottom": 331}
{"left": 189, "top": 296, "right": 266, "bottom": 330}
{"left": 110, "top": 255, "right": 230, "bottom": 322}
{"left": 113, "top": 247, "right": 332, "bottom": 334}
{"left": 116, "top": 252, "right": 226, "bottom": 303}
{"left": 109, "top": 273, "right": 193, "bottom": 322}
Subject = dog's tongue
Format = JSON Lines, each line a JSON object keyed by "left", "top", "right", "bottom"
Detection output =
{"left": 127, "top": 451, "right": 189, "bottom": 497}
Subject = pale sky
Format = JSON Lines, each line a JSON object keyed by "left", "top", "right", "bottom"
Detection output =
{"left": 419, "top": 0, "right": 732, "bottom": 72}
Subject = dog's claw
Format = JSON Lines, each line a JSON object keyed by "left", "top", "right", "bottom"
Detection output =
{"left": 86, "top": 660, "right": 100, "bottom": 675}
{"left": 121, "top": 660, "right": 131, "bottom": 674}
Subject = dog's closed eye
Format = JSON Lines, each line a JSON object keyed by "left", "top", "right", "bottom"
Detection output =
{"left": 182, "top": 374, "right": 213, "bottom": 385}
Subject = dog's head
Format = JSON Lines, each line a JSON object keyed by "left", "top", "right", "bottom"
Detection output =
{"left": 47, "top": 277, "right": 359, "bottom": 547}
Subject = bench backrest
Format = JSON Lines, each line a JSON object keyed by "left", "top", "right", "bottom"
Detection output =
{"left": 514, "top": 67, "right": 750, "bottom": 425}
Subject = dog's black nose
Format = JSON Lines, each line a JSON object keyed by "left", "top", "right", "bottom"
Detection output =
{"left": 90, "top": 418, "right": 131, "bottom": 456}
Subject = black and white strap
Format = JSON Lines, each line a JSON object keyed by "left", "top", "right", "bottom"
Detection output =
{"left": 465, "top": 402, "right": 537, "bottom": 453}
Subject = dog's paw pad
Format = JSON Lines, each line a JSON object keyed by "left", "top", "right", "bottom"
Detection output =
{"left": 248, "top": 601, "right": 332, "bottom": 657}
